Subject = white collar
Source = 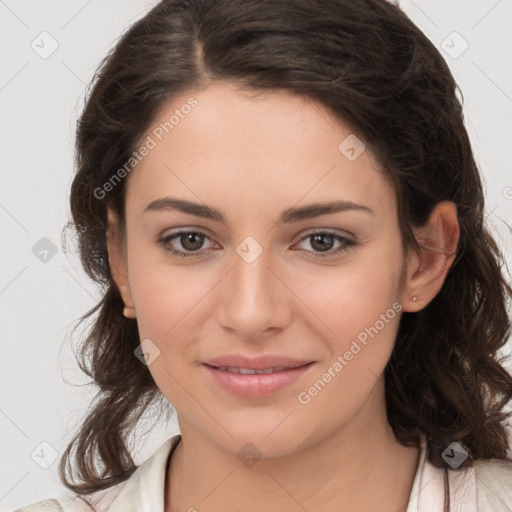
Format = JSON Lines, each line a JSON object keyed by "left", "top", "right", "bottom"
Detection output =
{"left": 79, "top": 432, "right": 476, "bottom": 512}
{"left": 407, "top": 434, "right": 478, "bottom": 512}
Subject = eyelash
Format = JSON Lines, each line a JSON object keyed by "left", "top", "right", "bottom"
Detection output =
{"left": 157, "top": 229, "right": 357, "bottom": 259}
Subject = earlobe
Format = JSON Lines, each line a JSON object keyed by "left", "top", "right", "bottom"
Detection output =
{"left": 402, "top": 201, "right": 459, "bottom": 312}
{"left": 106, "top": 207, "right": 136, "bottom": 319}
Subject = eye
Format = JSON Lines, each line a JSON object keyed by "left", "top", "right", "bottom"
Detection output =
{"left": 293, "top": 230, "right": 356, "bottom": 258}
{"left": 158, "top": 230, "right": 216, "bottom": 258}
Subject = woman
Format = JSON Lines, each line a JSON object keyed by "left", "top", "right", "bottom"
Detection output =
{"left": 15, "top": 0, "right": 512, "bottom": 510}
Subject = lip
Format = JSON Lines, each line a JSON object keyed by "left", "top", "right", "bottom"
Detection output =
{"left": 202, "top": 355, "right": 315, "bottom": 398}
{"left": 203, "top": 354, "right": 313, "bottom": 370}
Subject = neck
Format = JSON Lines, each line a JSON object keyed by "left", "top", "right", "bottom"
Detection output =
{"left": 165, "top": 381, "right": 420, "bottom": 512}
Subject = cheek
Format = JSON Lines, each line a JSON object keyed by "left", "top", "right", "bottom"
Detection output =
{"left": 130, "top": 266, "right": 210, "bottom": 340}
{"left": 125, "top": 225, "right": 212, "bottom": 333}
{"left": 294, "top": 269, "right": 402, "bottom": 435}
{"left": 129, "top": 266, "right": 210, "bottom": 407}
{"left": 299, "top": 272, "right": 400, "bottom": 383}
{"left": 290, "top": 245, "right": 403, "bottom": 403}
{"left": 292, "top": 244, "right": 403, "bottom": 344}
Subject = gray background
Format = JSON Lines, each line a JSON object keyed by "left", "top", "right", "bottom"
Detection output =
{"left": 1, "top": 0, "right": 511, "bottom": 509}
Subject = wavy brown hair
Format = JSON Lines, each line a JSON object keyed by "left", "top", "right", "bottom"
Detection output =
{"left": 59, "top": 0, "right": 512, "bottom": 498}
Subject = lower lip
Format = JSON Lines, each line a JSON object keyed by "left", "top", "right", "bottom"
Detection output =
{"left": 202, "top": 363, "right": 314, "bottom": 398}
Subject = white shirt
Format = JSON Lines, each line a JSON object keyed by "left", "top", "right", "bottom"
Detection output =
{"left": 12, "top": 433, "right": 512, "bottom": 511}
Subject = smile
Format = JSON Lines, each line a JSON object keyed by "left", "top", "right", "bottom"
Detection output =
{"left": 202, "top": 362, "right": 314, "bottom": 398}
{"left": 212, "top": 366, "right": 292, "bottom": 374}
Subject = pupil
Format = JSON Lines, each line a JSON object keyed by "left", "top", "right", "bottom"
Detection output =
{"left": 311, "top": 234, "right": 333, "bottom": 252}
{"left": 183, "top": 233, "right": 203, "bottom": 250}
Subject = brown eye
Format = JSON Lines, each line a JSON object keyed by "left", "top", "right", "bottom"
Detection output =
{"left": 309, "top": 233, "right": 335, "bottom": 252}
{"left": 294, "top": 231, "right": 356, "bottom": 258}
{"left": 158, "top": 230, "right": 214, "bottom": 258}
{"left": 179, "top": 232, "right": 205, "bottom": 251}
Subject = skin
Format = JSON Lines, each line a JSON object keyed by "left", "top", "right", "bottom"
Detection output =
{"left": 106, "top": 81, "right": 459, "bottom": 512}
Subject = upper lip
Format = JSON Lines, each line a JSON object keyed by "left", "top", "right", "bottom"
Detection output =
{"left": 203, "top": 354, "right": 313, "bottom": 370}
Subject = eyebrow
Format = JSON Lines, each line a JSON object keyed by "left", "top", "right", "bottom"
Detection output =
{"left": 143, "top": 197, "right": 374, "bottom": 223}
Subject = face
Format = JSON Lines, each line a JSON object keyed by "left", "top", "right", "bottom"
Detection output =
{"left": 107, "top": 81, "right": 427, "bottom": 459}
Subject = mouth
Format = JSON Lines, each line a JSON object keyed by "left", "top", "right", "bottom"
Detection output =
{"left": 202, "top": 359, "right": 315, "bottom": 398}
{"left": 205, "top": 365, "right": 303, "bottom": 375}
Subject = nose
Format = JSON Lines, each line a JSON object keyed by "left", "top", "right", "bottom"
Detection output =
{"left": 215, "top": 241, "right": 292, "bottom": 340}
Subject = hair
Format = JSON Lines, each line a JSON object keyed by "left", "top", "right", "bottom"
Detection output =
{"left": 60, "top": 0, "right": 512, "bottom": 498}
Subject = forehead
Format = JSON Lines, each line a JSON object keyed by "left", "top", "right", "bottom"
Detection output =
{"left": 125, "top": 82, "right": 396, "bottom": 222}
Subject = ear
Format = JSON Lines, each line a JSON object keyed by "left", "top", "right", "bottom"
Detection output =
{"left": 106, "top": 207, "right": 136, "bottom": 319}
{"left": 401, "top": 201, "right": 460, "bottom": 312}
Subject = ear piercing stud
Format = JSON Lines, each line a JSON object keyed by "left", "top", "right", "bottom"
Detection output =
{"left": 123, "top": 306, "right": 136, "bottom": 318}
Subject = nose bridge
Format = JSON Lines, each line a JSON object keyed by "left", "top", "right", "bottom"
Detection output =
{"left": 217, "top": 234, "right": 288, "bottom": 337}
{"left": 232, "top": 234, "right": 277, "bottom": 306}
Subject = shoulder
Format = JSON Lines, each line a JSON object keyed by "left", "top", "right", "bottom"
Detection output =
{"left": 11, "top": 483, "right": 124, "bottom": 512}
{"left": 472, "top": 458, "right": 512, "bottom": 510}
{"left": 473, "top": 457, "right": 512, "bottom": 484}
{"left": 11, "top": 435, "right": 182, "bottom": 512}
{"left": 12, "top": 498, "right": 64, "bottom": 512}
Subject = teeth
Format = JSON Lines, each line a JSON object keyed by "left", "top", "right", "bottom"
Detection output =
{"left": 239, "top": 368, "right": 258, "bottom": 375}
{"left": 216, "top": 366, "right": 289, "bottom": 374}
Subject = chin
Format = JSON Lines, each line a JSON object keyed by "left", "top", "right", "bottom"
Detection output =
{"left": 205, "top": 413, "right": 315, "bottom": 459}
